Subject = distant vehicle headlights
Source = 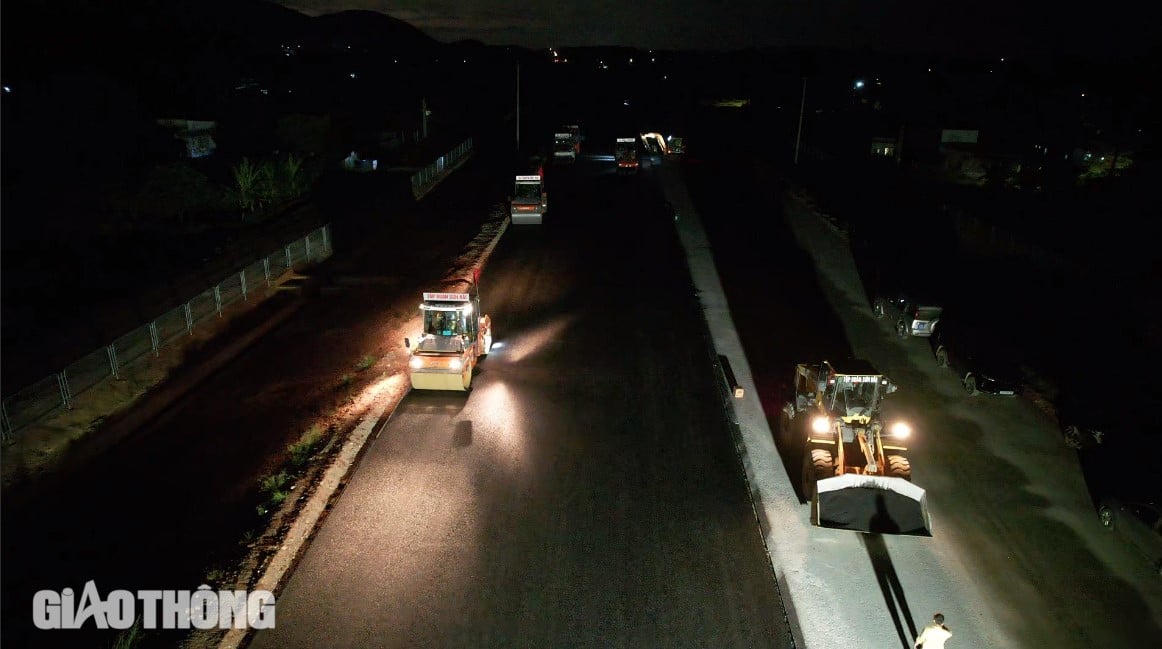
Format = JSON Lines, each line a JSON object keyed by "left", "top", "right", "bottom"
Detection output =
{"left": 811, "top": 416, "right": 831, "bottom": 434}
{"left": 889, "top": 421, "right": 912, "bottom": 439}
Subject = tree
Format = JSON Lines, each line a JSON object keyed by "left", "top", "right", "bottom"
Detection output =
{"left": 232, "top": 157, "right": 267, "bottom": 220}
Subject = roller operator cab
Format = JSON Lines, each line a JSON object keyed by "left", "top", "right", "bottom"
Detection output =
{"left": 510, "top": 173, "right": 547, "bottom": 225}
{"left": 781, "top": 359, "right": 931, "bottom": 535}
{"left": 404, "top": 279, "right": 493, "bottom": 391}
{"left": 615, "top": 137, "right": 639, "bottom": 173}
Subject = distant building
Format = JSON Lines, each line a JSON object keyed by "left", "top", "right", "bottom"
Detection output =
{"left": 870, "top": 136, "right": 897, "bottom": 158}
{"left": 156, "top": 119, "right": 217, "bottom": 159}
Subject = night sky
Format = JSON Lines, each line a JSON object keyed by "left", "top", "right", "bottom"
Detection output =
{"left": 275, "top": 0, "right": 1159, "bottom": 57}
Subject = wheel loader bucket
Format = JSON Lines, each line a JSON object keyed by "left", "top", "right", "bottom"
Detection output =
{"left": 812, "top": 474, "right": 931, "bottom": 536}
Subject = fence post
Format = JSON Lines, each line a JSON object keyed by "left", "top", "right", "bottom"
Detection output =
{"left": 2, "top": 401, "right": 13, "bottom": 441}
{"left": 322, "top": 225, "right": 331, "bottom": 253}
{"left": 305, "top": 233, "right": 312, "bottom": 262}
{"left": 106, "top": 344, "right": 121, "bottom": 379}
{"left": 263, "top": 258, "right": 271, "bottom": 287}
{"left": 57, "top": 371, "right": 74, "bottom": 410}
{"left": 184, "top": 303, "right": 194, "bottom": 334}
{"left": 285, "top": 245, "right": 293, "bottom": 271}
{"left": 149, "top": 321, "right": 160, "bottom": 356}
{"left": 240, "top": 270, "right": 248, "bottom": 301}
{"left": 214, "top": 285, "right": 223, "bottom": 317}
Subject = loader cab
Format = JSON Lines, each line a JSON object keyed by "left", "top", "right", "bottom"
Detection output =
{"left": 817, "top": 360, "right": 895, "bottom": 419}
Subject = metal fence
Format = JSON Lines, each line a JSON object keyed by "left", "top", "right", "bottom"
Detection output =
{"left": 0, "top": 225, "right": 332, "bottom": 439}
{"left": 411, "top": 138, "right": 474, "bottom": 197}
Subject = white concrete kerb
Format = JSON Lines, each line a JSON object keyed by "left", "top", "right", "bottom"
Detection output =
{"left": 657, "top": 159, "right": 807, "bottom": 648}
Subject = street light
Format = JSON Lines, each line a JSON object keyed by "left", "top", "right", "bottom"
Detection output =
{"left": 794, "top": 77, "right": 807, "bottom": 165}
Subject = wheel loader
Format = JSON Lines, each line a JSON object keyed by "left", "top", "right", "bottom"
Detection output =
{"left": 404, "top": 275, "right": 493, "bottom": 391}
{"left": 782, "top": 359, "right": 931, "bottom": 535}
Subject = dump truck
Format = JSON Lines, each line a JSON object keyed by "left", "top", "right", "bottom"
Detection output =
{"left": 615, "top": 137, "right": 639, "bottom": 173}
{"left": 404, "top": 276, "right": 493, "bottom": 391}
{"left": 781, "top": 359, "right": 931, "bottom": 535}
{"left": 510, "top": 170, "right": 547, "bottom": 225}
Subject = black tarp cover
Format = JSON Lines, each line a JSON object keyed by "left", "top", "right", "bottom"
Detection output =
{"left": 813, "top": 475, "right": 932, "bottom": 536}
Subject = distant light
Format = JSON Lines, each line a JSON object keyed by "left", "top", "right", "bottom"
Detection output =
{"left": 463, "top": 59, "right": 467, "bottom": 63}
{"left": 2, "top": 85, "right": 10, "bottom": 93}
{"left": 663, "top": 75, "right": 668, "bottom": 80}
{"left": 1001, "top": 57, "right": 1005, "bottom": 62}
{"left": 854, "top": 80, "right": 865, "bottom": 89}
{"left": 394, "top": 59, "right": 398, "bottom": 64}
{"left": 651, "top": 57, "right": 655, "bottom": 62}
{"left": 927, "top": 68, "right": 932, "bottom": 72}
{"left": 629, "top": 57, "right": 634, "bottom": 63}
{"left": 1081, "top": 92, "right": 1086, "bottom": 97}
{"left": 349, "top": 73, "right": 356, "bottom": 79}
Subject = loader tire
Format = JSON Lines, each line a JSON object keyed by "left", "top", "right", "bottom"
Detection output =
{"left": 802, "top": 448, "right": 835, "bottom": 502}
{"left": 887, "top": 455, "right": 912, "bottom": 481}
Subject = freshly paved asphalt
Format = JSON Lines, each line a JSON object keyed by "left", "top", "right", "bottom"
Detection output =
{"left": 0, "top": 127, "right": 520, "bottom": 649}
{"left": 250, "top": 157, "right": 791, "bottom": 648}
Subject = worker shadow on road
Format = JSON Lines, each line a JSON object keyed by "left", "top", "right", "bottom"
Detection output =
{"left": 862, "top": 530, "right": 919, "bottom": 649}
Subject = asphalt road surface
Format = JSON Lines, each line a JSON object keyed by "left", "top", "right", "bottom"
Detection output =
{"left": 674, "top": 109, "right": 1162, "bottom": 648}
{"left": 250, "top": 157, "right": 791, "bottom": 648}
{"left": 0, "top": 126, "right": 522, "bottom": 649}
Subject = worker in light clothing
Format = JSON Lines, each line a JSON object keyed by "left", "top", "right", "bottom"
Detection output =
{"left": 915, "top": 612, "right": 952, "bottom": 648}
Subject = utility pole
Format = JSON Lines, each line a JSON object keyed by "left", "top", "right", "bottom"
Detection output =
{"left": 794, "top": 77, "right": 807, "bottom": 165}
{"left": 515, "top": 62, "right": 521, "bottom": 151}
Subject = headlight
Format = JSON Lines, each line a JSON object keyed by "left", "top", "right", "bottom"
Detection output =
{"left": 889, "top": 421, "right": 912, "bottom": 439}
{"left": 449, "top": 358, "right": 462, "bottom": 370}
{"left": 409, "top": 356, "right": 423, "bottom": 369}
{"left": 811, "top": 416, "right": 831, "bottom": 434}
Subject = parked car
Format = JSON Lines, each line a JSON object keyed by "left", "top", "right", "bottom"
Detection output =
{"left": 1097, "top": 498, "right": 1162, "bottom": 577}
{"left": 873, "top": 292, "right": 944, "bottom": 338}
{"left": 1053, "top": 375, "right": 1161, "bottom": 449}
{"left": 929, "top": 316, "right": 1023, "bottom": 396}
